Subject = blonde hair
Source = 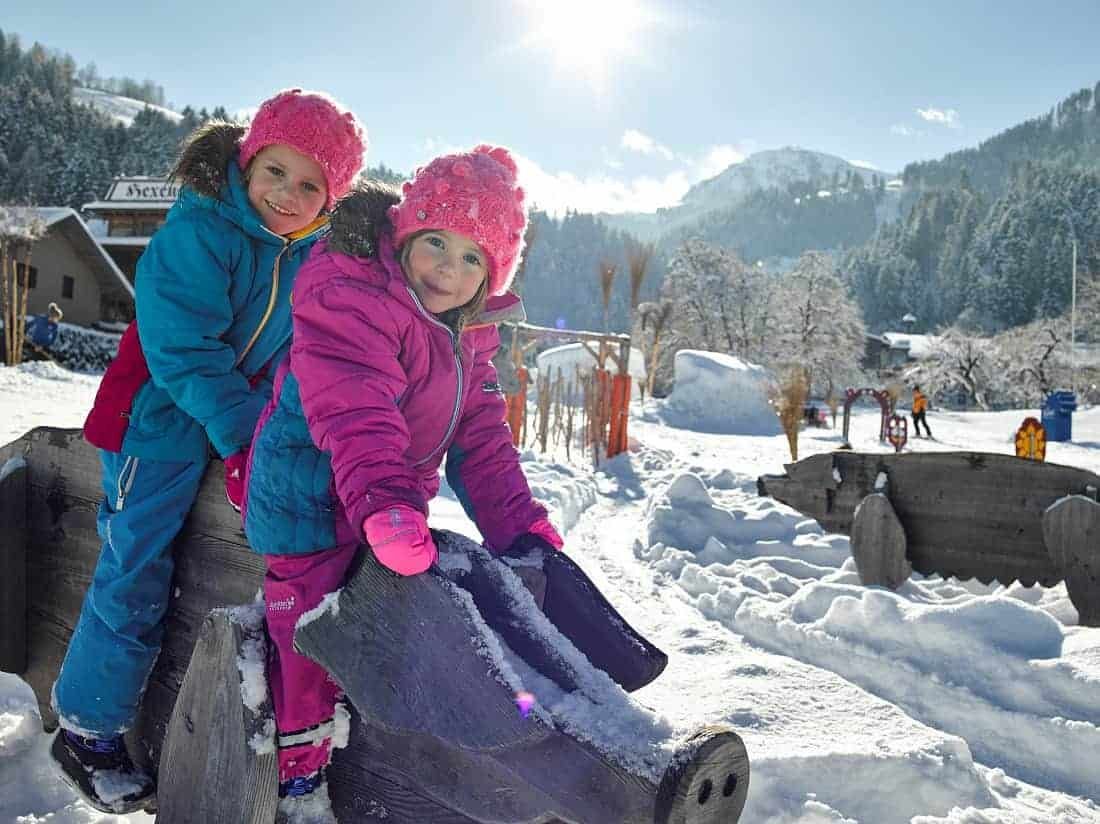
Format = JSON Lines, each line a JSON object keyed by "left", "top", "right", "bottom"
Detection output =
{"left": 399, "top": 232, "right": 489, "bottom": 336}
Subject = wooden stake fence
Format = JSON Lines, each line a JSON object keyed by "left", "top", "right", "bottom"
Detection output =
{"left": 504, "top": 322, "right": 633, "bottom": 466}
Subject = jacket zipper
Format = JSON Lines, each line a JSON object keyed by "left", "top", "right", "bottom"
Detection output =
{"left": 237, "top": 234, "right": 289, "bottom": 369}
{"left": 404, "top": 285, "right": 464, "bottom": 467}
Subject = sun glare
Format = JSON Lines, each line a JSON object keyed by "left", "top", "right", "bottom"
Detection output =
{"left": 519, "top": 0, "right": 660, "bottom": 93}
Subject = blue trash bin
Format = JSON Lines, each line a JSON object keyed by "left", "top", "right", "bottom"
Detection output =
{"left": 1041, "top": 390, "right": 1077, "bottom": 442}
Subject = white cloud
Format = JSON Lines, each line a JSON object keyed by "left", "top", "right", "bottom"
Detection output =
{"left": 847, "top": 159, "right": 879, "bottom": 170}
{"left": 695, "top": 144, "right": 745, "bottom": 179}
{"left": 916, "top": 107, "right": 961, "bottom": 128}
{"left": 403, "top": 136, "right": 747, "bottom": 216}
{"left": 620, "top": 129, "right": 675, "bottom": 160}
{"left": 515, "top": 152, "right": 691, "bottom": 215}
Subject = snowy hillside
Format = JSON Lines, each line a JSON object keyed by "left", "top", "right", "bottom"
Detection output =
{"left": 73, "top": 86, "right": 182, "bottom": 127}
{"left": 1, "top": 361, "right": 1099, "bottom": 822}
{"left": 678, "top": 147, "right": 891, "bottom": 212}
{"left": 598, "top": 146, "right": 903, "bottom": 243}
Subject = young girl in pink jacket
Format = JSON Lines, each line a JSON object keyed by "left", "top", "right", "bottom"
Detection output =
{"left": 243, "top": 145, "right": 562, "bottom": 814}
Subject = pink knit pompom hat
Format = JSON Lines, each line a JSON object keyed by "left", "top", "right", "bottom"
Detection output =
{"left": 238, "top": 89, "right": 367, "bottom": 211}
{"left": 389, "top": 145, "right": 527, "bottom": 296}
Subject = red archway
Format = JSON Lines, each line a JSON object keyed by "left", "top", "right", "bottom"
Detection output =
{"left": 841, "top": 387, "right": 892, "bottom": 447}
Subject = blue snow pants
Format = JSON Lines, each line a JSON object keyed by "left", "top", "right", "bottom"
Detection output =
{"left": 52, "top": 451, "right": 207, "bottom": 736}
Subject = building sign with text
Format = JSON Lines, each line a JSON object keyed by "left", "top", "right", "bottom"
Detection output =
{"left": 104, "top": 177, "right": 180, "bottom": 204}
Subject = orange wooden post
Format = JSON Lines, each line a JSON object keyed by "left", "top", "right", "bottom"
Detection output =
{"left": 505, "top": 367, "right": 528, "bottom": 447}
{"left": 607, "top": 374, "right": 631, "bottom": 457}
{"left": 597, "top": 368, "right": 612, "bottom": 453}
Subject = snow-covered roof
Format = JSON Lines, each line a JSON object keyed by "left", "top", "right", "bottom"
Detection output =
{"left": 32, "top": 208, "right": 134, "bottom": 298}
{"left": 96, "top": 237, "right": 152, "bottom": 248}
{"left": 882, "top": 332, "right": 938, "bottom": 359}
{"left": 82, "top": 201, "right": 173, "bottom": 212}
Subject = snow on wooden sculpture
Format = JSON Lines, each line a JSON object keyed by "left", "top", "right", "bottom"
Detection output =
{"left": 758, "top": 450, "right": 1100, "bottom": 625}
{"left": 0, "top": 427, "right": 750, "bottom": 823}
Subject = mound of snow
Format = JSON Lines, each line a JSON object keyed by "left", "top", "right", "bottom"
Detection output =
{"left": 661, "top": 350, "right": 781, "bottom": 435}
{"left": 535, "top": 342, "right": 646, "bottom": 401}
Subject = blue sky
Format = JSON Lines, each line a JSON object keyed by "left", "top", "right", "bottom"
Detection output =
{"left": 7, "top": 0, "right": 1100, "bottom": 214}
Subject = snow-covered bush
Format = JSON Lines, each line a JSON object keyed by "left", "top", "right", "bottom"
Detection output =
{"left": 49, "top": 323, "right": 120, "bottom": 373}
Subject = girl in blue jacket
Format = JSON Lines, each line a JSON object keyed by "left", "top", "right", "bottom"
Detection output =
{"left": 49, "top": 89, "right": 366, "bottom": 814}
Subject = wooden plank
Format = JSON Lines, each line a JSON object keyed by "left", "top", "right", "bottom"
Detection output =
{"left": 654, "top": 726, "right": 750, "bottom": 824}
{"left": 449, "top": 536, "right": 667, "bottom": 694}
{"left": 850, "top": 493, "right": 911, "bottom": 590}
{"left": 0, "top": 456, "right": 28, "bottom": 673}
{"left": 296, "top": 549, "right": 661, "bottom": 824}
{"left": 157, "top": 609, "right": 278, "bottom": 824}
{"left": 514, "top": 320, "right": 631, "bottom": 346}
{"left": 760, "top": 451, "right": 1100, "bottom": 588}
{"left": 1042, "top": 496, "right": 1100, "bottom": 627}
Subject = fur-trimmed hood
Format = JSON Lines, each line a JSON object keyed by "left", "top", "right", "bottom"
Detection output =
{"left": 170, "top": 121, "right": 247, "bottom": 199}
{"left": 326, "top": 180, "right": 401, "bottom": 258}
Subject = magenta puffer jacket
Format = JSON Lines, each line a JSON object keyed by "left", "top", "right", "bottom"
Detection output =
{"left": 243, "top": 229, "right": 547, "bottom": 556}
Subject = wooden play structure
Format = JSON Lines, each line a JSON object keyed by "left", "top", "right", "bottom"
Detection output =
{"left": 840, "top": 387, "right": 893, "bottom": 448}
{"left": 1, "top": 427, "right": 750, "bottom": 823}
{"left": 758, "top": 450, "right": 1100, "bottom": 626}
{"left": 504, "top": 321, "right": 633, "bottom": 463}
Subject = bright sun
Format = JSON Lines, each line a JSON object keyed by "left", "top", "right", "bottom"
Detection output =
{"left": 519, "top": 0, "right": 660, "bottom": 93}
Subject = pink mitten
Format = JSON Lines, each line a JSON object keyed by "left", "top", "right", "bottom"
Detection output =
{"left": 528, "top": 518, "right": 564, "bottom": 550}
{"left": 363, "top": 505, "right": 438, "bottom": 576}
{"left": 224, "top": 449, "right": 248, "bottom": 513}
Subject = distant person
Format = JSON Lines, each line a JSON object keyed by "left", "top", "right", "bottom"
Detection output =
{"left": 49, "top": 89, "right": 366, "bottom": 815}
{"left": 243, "top": 145, "right": 562, "bottom": 814}
{"left": 24, "top": 301, "right": 63, "bottom": 355}
{"left": 912, "top": 384, "right": 933, "bottom": 438}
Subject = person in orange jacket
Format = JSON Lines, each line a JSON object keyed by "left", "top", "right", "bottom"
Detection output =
{"left": 912, "top": 385, "right": 933, "bottom": 438}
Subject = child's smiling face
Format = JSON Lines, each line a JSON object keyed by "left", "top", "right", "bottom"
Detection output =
{"left": 404, "top": 230, "right": 489, "bottom": 314}
{"left": 246, "top": 144, "right": 328, "bottom": 235}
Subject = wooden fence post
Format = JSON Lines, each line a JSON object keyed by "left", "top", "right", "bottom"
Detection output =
{"left": 505, "top": 366, "right": 528, "bottom": 447}
{"left": 0, "top": 456, "right": 27, "bottom": 673}
{"left": 157, "top": 609, "right": 278, "bottom": 823}
{"left": 608, "top": 374, "right": 631, "bottom": 458}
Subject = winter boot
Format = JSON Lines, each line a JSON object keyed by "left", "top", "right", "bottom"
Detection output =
{"left": 49, "top": 729, "right": 156, "bottom": 814}
{"left": 276, "top": 770, "right": 337, "bottom": 824}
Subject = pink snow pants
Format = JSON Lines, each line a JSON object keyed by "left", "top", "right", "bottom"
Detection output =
{"left": 264, "top": 542, "right": 359, "bottom": 782}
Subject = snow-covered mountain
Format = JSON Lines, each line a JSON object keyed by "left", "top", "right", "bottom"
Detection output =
{"left": 72, "top": 86, "right": 182, "bottom": 127}
{"left": 679, "top": 146, "right": 890, "bottom": 212}
{"left": 597, "top": 146, "right": 901, "bottom": 242}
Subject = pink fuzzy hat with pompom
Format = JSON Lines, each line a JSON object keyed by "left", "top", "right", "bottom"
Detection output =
{"left": 389, "top": 145, "right": 527, "bottom": 296}
{"left": 238, "top": 89, "right": 367, "bottom": 211}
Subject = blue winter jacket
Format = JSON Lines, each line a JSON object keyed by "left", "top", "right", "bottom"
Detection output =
{"left": 121, "top": 155, "right": 326, "bottom": 463}
{"left": 26, "top": 315, "right": 58, "bottom": 347}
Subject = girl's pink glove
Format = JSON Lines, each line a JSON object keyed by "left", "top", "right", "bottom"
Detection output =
{"left": 363, "top": 505, "right": 438, "bottom": 576}
{"left": 224, "top": 449, "right": 248, "bottom": 513}
{"left": 527, "top": 518, "right": 564, "bottom": 550}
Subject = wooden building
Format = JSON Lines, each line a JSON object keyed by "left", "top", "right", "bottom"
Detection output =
{"left": 23, "top": 208, "right": 135, "bottom": 325}
{"left": 83, "top": 176, "right": 178, "bottom": 284}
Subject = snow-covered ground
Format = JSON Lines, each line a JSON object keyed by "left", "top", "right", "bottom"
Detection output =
{"left": 1, "top": 361, "right": 1099, "bottom": 822}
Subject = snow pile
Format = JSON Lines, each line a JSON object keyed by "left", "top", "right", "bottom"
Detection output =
{"left": 0, "top": 362, "right": 101, "bottom": 444}
{"left": 658, "top": 350, "right": 781, "bottom": 435}
{"left": 637, "top": 468, "right": 1100, "bottom": 800}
